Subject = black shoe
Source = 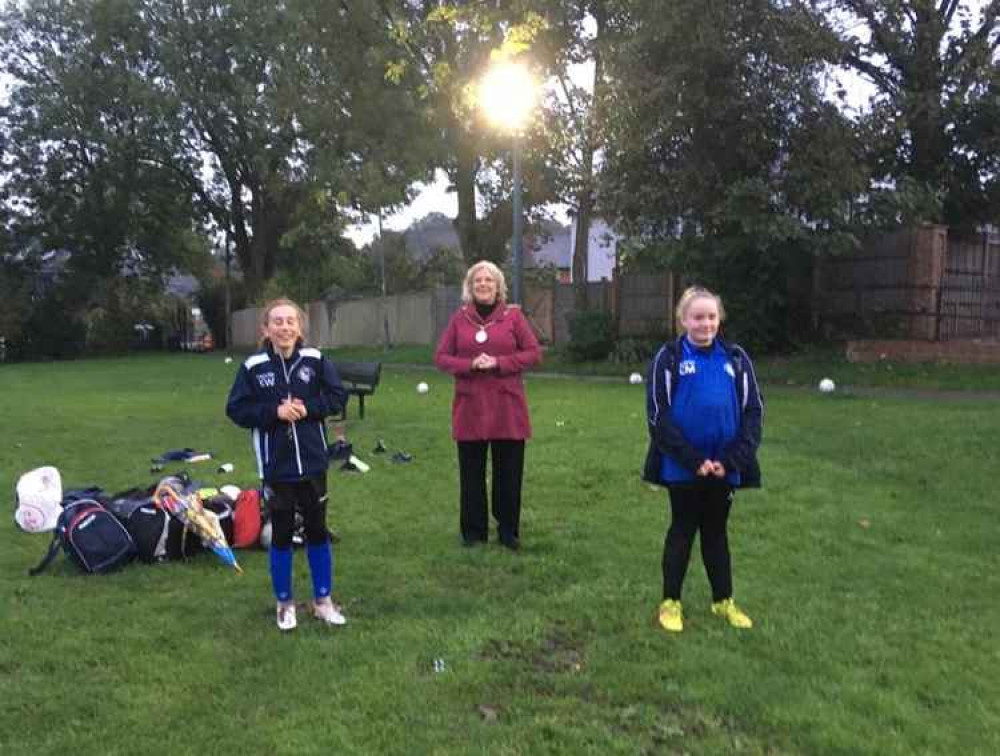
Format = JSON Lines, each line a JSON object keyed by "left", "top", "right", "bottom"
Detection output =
{"left": 462, "top": 536, "right": 486, "bottom": 547}
{"left": 372, "top": 439, "right": 388, "bottom": 454}
{"left": 499, "top": 536, "right": 520, "bottom": 552}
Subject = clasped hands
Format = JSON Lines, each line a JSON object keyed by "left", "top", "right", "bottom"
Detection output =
{"left": 277, "top": 396, "right": 307, "bottom": 423}
{"left": 697, "top": 459, "right": 727, "bottom": 478}
{"left": 471, "top": 353, "right": 497, "bottom": 371}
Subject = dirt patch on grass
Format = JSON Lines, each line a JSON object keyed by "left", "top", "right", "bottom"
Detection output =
{"left": 478, "top": 625, "right": 586, "bottom": 674}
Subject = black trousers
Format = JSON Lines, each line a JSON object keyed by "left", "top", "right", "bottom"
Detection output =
{"left": 266, "top": 476, "right": 329, "bottom": 549}
{"left": 662, "top": 479, "right": 735, "bottom": 602}
{"left": 457, "top": 440, "right": 525, "bottom": 543}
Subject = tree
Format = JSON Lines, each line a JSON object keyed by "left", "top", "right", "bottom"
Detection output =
{"left": 830, "top": 0, "right": 1000, "bottom": 227}
{"left": 534, "top": 1, "right": 619, "bottom": 305}
{"left": 0, "top": 0, "right": 206, "bottom": 300}
{"left": 378, "top": 1, "right": 560, "bottom": 264}
{"left": 2, "top": 0, "right": 443, "bottom": 309}
{"left": 600, "top": 0, "right": 869, "bottom": 351}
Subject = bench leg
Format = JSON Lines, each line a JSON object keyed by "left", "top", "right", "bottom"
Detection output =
{"left": 359, "top": 395, "right": 365, "bottom": 420}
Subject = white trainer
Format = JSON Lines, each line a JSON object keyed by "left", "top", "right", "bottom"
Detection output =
{"left": 276, "top": 602, "right": 297, "bottom": 632}
{"left": 311, "top": 599, "right": 347, "bottom": 626}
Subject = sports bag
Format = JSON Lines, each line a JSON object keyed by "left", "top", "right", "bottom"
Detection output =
{"left": 29, "top": 498, "right": 136, "bottom": 575}
{"left": 232, "top": 489, "right": 262, "bottom": 548}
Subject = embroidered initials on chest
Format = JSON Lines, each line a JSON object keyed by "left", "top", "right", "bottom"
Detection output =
{"left": 257, "top": 372, "right": 276, "bottom": 388}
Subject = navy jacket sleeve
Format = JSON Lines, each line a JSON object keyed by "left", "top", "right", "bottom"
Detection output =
{"left": 226, "top": 366, "right": 280, "bottom": 429}
{"left": 303, "top": 357, "right": 347, "bottom": 420}
{"left": 719, "top": 347, "right": 763, "bottom": 472}
{"left": 646, "top": 345, "right": 706, "bottom": 472}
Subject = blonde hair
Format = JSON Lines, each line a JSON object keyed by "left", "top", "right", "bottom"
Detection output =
{"left": 259, "top": 297, "right": 308, "bottom": 347}
{"left": 675, "top": 286, "right": 725, "bottom": 334}
{"left": 461, "top": 260, "right": 508, "bottom": 304}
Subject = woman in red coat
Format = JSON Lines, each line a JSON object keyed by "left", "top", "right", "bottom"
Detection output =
{"left": 434, "top": 261, "right": 542, "bottom": 549}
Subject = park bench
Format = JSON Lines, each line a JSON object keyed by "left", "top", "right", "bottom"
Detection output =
{"left": 332, "top": 360, "right": 382, "bottom": 420}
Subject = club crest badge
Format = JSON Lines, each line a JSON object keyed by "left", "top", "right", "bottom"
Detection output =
{"left": 257, "top": 372, "right": 276, "bottom": 388}
{"left": 679, "top": 360, "right": 696, "bottom": 376}
{"left": 297, "top": 366, "right": 314, "bottom": 384}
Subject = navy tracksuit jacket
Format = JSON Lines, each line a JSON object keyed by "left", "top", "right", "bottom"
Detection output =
{"left": 226, "top": 343, "right": 347, "bottom": 483}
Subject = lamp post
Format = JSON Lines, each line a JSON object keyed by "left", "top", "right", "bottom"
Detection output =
{"left": 480, "top": 60, "right": 536, "bottom": 306}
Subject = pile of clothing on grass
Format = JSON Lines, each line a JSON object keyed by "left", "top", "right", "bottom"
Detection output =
{"left": 13, "top": 465, "right": 293, "bottom": 576}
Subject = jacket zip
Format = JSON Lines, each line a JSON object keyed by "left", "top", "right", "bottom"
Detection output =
{"left": 278, "top": 353, "right": 304, "bottom": 476}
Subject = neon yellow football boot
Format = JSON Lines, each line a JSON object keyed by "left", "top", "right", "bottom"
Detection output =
{"left": 657, "top": 599, "right": 684, "bottom": 633}
{"left": 711, "top": 598, "right": 753, "bottom": 629}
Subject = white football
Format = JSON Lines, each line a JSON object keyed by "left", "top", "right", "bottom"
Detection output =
{"left": 818, "top": 378, "right": 836, "bottom": 394}
{"left": 417, "top": 382, "right": 429, "bottom": 394}
{"left": 629, "top": 372, "right": 643, "bottom": 385}
{"left": 224, "top": 357, "right": 233, "bottom": 364}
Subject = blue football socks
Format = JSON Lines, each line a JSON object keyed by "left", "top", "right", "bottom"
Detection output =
{"left": 269, "top": 546, "right": 293, "bottom": 602}
{"left": 306, "top": 541, "right": 333, "bottom": 599}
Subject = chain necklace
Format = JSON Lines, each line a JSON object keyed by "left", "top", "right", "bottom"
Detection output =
{"left": 464, "top": 307, "right": 500, "bottom": 344}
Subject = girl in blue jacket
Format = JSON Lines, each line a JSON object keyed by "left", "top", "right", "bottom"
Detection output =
{"left": 226, "top": 298, "right": 348, "bottom": 631}
{"left": 644, "top": 287, "right": 763, "bottom": 633}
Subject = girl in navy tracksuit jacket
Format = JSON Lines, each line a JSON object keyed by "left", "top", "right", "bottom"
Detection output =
{"left": 643, "top": 286, "right": 763, "bottom": 633}
{"left": 226, "top": 298, "right": 348, "bottom": 631}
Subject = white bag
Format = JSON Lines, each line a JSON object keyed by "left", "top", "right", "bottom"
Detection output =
{"left": 15, "top": 466, "right": 63, "bottom": 533}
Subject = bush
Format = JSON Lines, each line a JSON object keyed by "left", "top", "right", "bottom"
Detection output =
{"left": 609, "top": 338, "right": 662, "bottom": 365}
{"left": 567, "top": 310, "right": 615, "bottom": 362}
{"left": 21, "top": 290, "right": 86, "bottom": 359}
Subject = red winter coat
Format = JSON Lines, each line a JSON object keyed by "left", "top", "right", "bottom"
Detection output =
{"left": 434, "top": 304, "right": 542, "bottom": 441}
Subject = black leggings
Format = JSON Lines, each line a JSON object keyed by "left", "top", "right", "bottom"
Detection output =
{"left": 662, "top": 480, "right": 734, "bottom": 602}
{"left": 266, "top": 476, "right": 329, "bottom": 549}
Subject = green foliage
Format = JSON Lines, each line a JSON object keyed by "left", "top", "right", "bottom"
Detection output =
{"left": 834, "top": 0, "right": 1000, "bottom": 228}
{"left": 600, "top": 1, "right": 867, "bottom": 352}
{"left": 608, "top": 337, "right": 660, "bottom": 365}
{"left": 196, "top": 276, "right": 249, "bottom": 352}
{"left": 0, "top": 257, "right": 35, "bottom": 352}
{"left": 567, "top": 308, "right": 615, "bottom": 361}
{"left": 0, "top": 0, "right": 436, "bottom": 302}
{"left": 19, "top": 289, "right": 87, "bottom": 360}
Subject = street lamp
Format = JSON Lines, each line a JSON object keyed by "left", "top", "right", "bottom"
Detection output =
{"left": 479, "top": 60, "right": 537, "bottom": 305}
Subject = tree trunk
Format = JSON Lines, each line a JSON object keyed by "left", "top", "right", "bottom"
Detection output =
{"left": 907, "top": 7, "right": 948, "bottom": 193}
{"left": 572, "top": 3, "right": 608, "bottom": 310}
{"left": 453, "top": 127, "right": 481, "bottom": 264}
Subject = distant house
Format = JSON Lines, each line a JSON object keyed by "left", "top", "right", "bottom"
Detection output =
{"left": 398, "top": 212, "right": 621, "bottom": 284}
{"left": 569, "top": 218, "right": 621, "bottom": 282}
{"left": 525, "top": 221, "right": 572, "bottom": 281}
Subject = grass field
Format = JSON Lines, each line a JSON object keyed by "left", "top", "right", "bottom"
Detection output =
{"left": 333, "top": 343, "right": 1000, "bottom": 392}
{"left": 1, "top": 353, "right": 998, "bottom": 755}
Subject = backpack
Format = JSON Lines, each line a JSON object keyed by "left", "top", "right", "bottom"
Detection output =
{"left": 29, "top": 498, "right": 136, "bottom": 576}
{"left": 232, "top": 489, "right": 262, "bottom": 548}
{"left": 107, "top": 486, "right": 191, "bottom": 563}
{"left": 122, "top": 489, "right": 234, "bottom": 563}
{"left": 14, "top": 466, "right": 63, "bottom": 533}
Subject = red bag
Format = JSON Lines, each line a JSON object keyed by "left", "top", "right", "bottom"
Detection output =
{"left": 232, "top": 489, "right": 262, "bottom": 548}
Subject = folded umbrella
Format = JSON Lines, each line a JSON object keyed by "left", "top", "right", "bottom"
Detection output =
{"left": 153, "top": 478, "right": 242, "bottom": 574}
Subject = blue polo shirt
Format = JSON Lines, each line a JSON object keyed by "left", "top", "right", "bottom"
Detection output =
{"left": 660, "top": 336, "right": 741, "bottom": 485}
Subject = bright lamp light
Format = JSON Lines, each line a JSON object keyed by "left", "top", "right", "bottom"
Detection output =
{"left": 479, "top": 61, "right": 536, "bottom": 132}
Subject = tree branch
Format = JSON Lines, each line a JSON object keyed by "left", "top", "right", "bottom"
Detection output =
{"left": 844, "top": 51, "right": 900, "bottom": 95}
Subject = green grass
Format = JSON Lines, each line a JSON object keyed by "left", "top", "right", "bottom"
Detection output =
{"left": 331, "top": 343, "right": 1000, "bottom": 391}
{"left": 2, "top": 354, "right": 998, "bottom": 755}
